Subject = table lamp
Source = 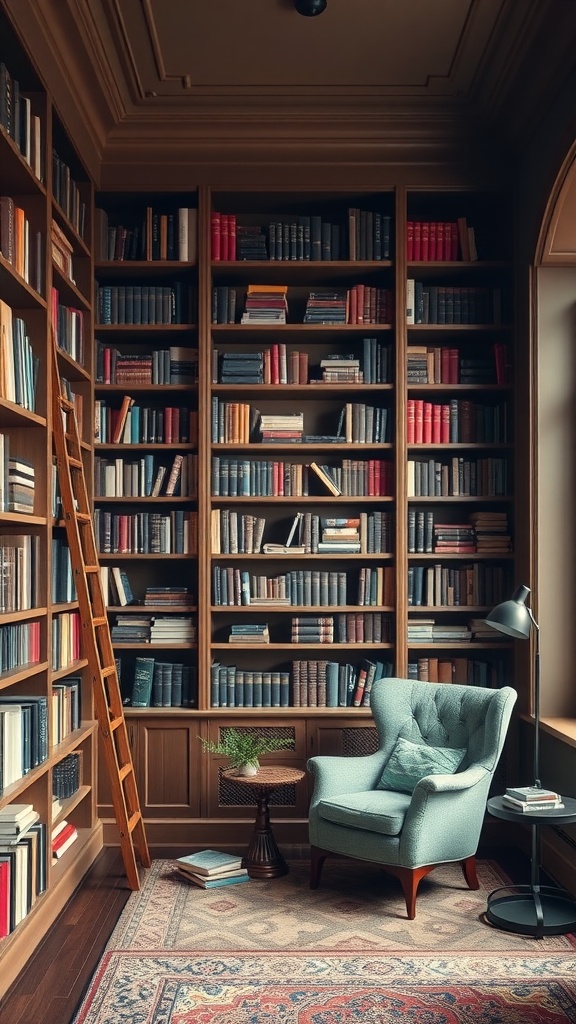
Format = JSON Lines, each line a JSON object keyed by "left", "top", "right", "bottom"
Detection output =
{"left": 485, "top": 584, "right": 541, "bottom": 788}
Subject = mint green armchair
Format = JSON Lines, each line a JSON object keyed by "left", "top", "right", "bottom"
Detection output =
{"left": 308, "top": 677, "right": 517, "bottom": 918}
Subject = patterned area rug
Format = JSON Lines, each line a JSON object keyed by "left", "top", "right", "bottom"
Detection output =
{"left": 73, "top": 859, "right": 576, "bottom": 1023}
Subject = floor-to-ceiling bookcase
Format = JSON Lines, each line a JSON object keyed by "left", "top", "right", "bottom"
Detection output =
{"left": 94, "top": 184, "right": 515, "bottom": 849}
{"left": 0, "top": 9, "right": 101, "bottom": 998}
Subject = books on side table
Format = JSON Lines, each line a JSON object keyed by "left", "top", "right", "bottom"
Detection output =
{"left": 175, "top": 849, "right": 250, "bottom": 888}
{"left": 502, "top": 786, "right": 564, "bottom": 812}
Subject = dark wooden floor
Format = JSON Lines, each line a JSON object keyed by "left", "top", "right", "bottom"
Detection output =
{"left": 0, "top": 848, "right": 130, "bottom": 1024}
{"left": 0, "top": 843, "right": 533, "bottom": 1024}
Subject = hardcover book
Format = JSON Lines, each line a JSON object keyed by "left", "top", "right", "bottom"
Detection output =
{"left": 176, "top": 849, "right": 243, "bottom": 876}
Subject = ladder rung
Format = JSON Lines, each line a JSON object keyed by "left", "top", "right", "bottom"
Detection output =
{"left": 93, "top": 616, "right": 107, "bottom": 627}
{"left": 119, "top": 763, "right": 133, "bottom": 782}
{"left": 127, "top": 811, "right": 143, "bottom": 834}
{"left": 69, "top": 458, "right": 82, "bottom": 469}
{"left": 75, "top": 512, "right": 91, "bottom": 524}
{"left": 102, "top": 665, "right": 116, "bottom": 678}
{"left": 84, "top": 565, "right": 100, "bottom": 574}
{"left": 109, "top": 715, "right": 123, "bottom": 732}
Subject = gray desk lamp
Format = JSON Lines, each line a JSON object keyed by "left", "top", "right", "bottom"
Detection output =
{"left": 485, "top": 584, "right": 541, "bottom": 788}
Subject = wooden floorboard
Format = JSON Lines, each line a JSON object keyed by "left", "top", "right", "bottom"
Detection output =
{"left": 0, "top": 843, "right": 534, "bottom": 1024}
{"left": 0, "top": 848, "right": 130, "bottom": 1024}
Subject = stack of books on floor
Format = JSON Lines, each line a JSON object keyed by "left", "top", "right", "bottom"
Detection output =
{"left": 502, "top": 786, "right": 564, "bottom": 812}
{"left": 175, "top": 849, "right": 250, "bottom": 888}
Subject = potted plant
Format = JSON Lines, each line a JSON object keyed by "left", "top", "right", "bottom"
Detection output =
{"left": 198, "top": 729, "right": 294, "bottom": 776}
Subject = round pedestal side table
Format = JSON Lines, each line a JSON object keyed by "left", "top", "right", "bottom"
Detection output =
{"left": 222, "top": 766, "right": 306, "bottom": 879}
{"left": 486, "top": 794, "right": 576, "bottom": 937}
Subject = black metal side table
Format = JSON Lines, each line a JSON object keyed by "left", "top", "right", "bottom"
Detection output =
{"left": 486, "top": 794, "right": 576, "bottom": 937}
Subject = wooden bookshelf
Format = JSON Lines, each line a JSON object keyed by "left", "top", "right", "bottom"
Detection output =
{"left": 0, "top": 9, "right": 101, "bottom": 999}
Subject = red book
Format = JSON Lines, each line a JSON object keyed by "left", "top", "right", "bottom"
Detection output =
{"left": 421, "top": 220, "right": 429, "bottom": 261}
{"left": 348, "top": 286, "right": 358, "bottom": 325}
{"left": 423, "top": 402, "right": 433, "bottom": 444}
{"left": 0, "top": 859, "right": 9, "bottom": 938}
{"left": 440, "top": 347, "right": 451, "bottom": 383}
{"left": 448, "top": 348, "right": 459, "bottom": 384}
{"left": 432, "top": 404, "right": 442, "bottom": 444}
{"left": 352, "top": 664, "right": 368, "bottom": 706}
{"left": 436, "top": 222, "right": 444, "bottom": 261}
{"left": 164, "top": 406, "right": 173, "bottom": 444}
{"left": 444, "top": 221, "right": 453, "bottom": 261}
{"left": 429, "top": 221, "right": 437, "bottom": 261}
{"left": 271, "top": 343, "right": 280, "bottom": 384}
{"left": 220, "top": 214, "right": 229, "bottom": 261}
{"left": 355, "top": 283, "right": 365, "bottom": 324}
{"left": 441, "top": 403, "right": 450, "bottom": 443}
{"left": 414, "top": 400, "right": 424, "bottom": 444}
{"left": 406, "top": 221, "right": 414, "bottom": 261}
{"left": 227, "top": 213, "right": 236, "bottom": 260}
{"left": 211, "top": 211, "right": 221, "bottom": 260}
{"left": 413, "top": 220, "right": 421, "bottom": 261}
{"left": 450, "top": 221, "right": 459, "bottom": 260}
{"left": 298, "top": 351, "right": 309, "bottom": 384}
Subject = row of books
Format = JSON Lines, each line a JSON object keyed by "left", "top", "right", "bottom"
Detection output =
{"left": 52, "top": 149, "right": 85, "bottom": 238}
{"left": 96, "top": 344, "right": 198, "bottom": 385}
{"left": 0, "top": 300, "right": 39, "bottom": 412}
{"left": 0, "top": 434, "right": 35, "bottom": 516}
{"left": 0, "top": 532, "right": 39, "bottom": 611}
{"left": 212, "top": 339, "right": 391, "bottom": 388}
{"left": 406, "top": 342, "right": 510, "bottom": 385}
{"left": 94, "top": 509, "right": 197, "bottom": 554}
{"left": 95, "top": 402, "right": 197, "bottom": 446}
{"left": 0, "top": 60, "right": 44, "bottom": 180}
{"left": 303, "top": 459, "right": 393, "bottom": 498}
{"left": 302, "top": 286, "right": 393, "bottom": 325}
{"left": 407, "top": 456, "right": 510, "bottom": 497}
{"left": 0, "top": 195, "right": 43, "bottom": 294}
{"left": 211, "top": 209, "right": 392, "bottom": 262}
{"left": 96, "top": 283, "right": 188, "bottom": 325}
{"left": 407, "top": 398, "right": 509, "bottom": 444}
{"left": 0, "top": 804, "right": 47, "bottom": 939}
{"left": 52, "top": 290, "right": 85, "bottom": 364}
{"left": 211, "top": 507, "right": 393, "bottom": 559}
{"left": 407, "top": 282, "right": 502, "bottom": 324}
{"left": 407, "top": 656, "right": 507, "bottom": 687}
{"left": 220, "top": 614, "right": 392, "bottom": 646}
{"left": 210, "top": 658, "right": 393, "bottom": 708}
{"left": 0, "top": 695, "right": 49, "bottom": 793}
{"left": 408, "top": 564, "right": 509, "bottom": 608}
{"left": 407, "top": 617, "right": 505, "bottom": 643}
{"left": 51, "top": 611, "right": 81, "bottom": 671}
{"left": 406, "top": 218, "right": 475, "bottom": 262}
{"left": 127, "top": 657, "right": 197, "bottom": 708}
{"left": 111, "top": 614, "right": 197, "bottom": 645}
{"left": 52, "top": 536, "right": 76, "bottom": 605}
{"left": 51, "top": 218, "right": 74, "bottom": 282}
{"left": 0, "top": 620, "right": 41, "bottom": 679}
{"left": 52, "top": 752, "right": 81, "bottom": 800}
{"left": 52, "top": 677, "right": 82, "bottom": 746}
{"left": 212, "top": 565, "right": 394, "bottom": 611}
{"left": 408, "top": 509, "right": 510, "bottom": 554}
{"left": 94, "top": 452, "right": 197, "bottom": 498}
{"left": 94, "top": 206, "right": 198, "bottom": 262}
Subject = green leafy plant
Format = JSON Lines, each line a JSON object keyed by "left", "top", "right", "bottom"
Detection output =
{"left": 198, "top": 729, "right": 294, "bottom": 770}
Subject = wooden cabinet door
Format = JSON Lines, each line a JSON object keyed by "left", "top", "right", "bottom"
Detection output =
{"left": 135, "top": 717, "right": 201, "bottom": 818}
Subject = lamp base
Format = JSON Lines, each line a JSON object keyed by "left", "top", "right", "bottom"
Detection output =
{"left": 486, "top": 883, "right": 576, "bottom": 937}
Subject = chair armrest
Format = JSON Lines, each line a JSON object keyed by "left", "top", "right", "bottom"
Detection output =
{"left": 307, "top": 752, "right": 384, "bottom": 801}
{"left": 415, "top": 764, "right": 489, "bottom": 795}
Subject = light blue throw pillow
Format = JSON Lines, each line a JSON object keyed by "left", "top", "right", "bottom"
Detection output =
{"left": 377, "top": 737, "right": 466, "bottom": 794}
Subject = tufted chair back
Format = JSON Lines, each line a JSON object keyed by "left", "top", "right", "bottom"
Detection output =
{"left": 370, "top": 677, "right": 511, "bottom": 776}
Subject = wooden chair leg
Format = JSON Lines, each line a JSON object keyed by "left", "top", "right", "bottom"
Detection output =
{"left": 382, "top": 864, "right": 435, "bottom": 919}
{"left": 309, "top": 846, "right": 328, "bottom": 889}
{"left": 461, "top": 855, "right": 479, "bottom": 890}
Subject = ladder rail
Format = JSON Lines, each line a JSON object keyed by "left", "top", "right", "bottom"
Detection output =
{"left": 51, "top": 336, "right": 150, "bottom": 889}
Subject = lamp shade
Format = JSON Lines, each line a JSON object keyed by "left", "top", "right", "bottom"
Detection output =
{"left": 485, "top": 584, "right": 532, "bottom": 639}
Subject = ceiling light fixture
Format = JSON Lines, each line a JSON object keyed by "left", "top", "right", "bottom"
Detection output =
{"left": 294, "top": 0, "right": 327, "bottom": 16}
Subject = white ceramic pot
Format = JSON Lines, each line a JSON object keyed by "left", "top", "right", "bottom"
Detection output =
{"left": 237, "top": 761, "right": 259, "bottom": 776}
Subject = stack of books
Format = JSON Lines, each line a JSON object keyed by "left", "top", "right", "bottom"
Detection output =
{"left": 228, "top": 623, "right": 270, "bottom": 644}
{"left": 319, "top": 354, "right": 363, "bottom": 382}
{"left": 175, "top": 849, "right": 250, "bottom": 888}
{"left": 291, "top": 615, "right": 334, "bottom": 644}
{"left": 149, "top": 616, "right": 197, "bottom": 644}
{"left": 469, "top": 511, "right": 512, "bottom": 553}
{"left": 303, "top": 289, "right": 347, "bottom": 324}
{"left": 317, "top": 517, "right": 361, "bottom": 554}
{"left": 52, "top": 818, "right": 78, "bottom": 859}
{"left": 502, "top": 786, "right": 564, "bottom": 812}
{"left": 219, "top": 351, "right": 264, "bottom": 384}
{"left": 144, "top": 586, "right": 195, "bottom": 608}
{"left": 259, "top": 412, "right": 303, "bottom": 442}
{"left": 241, "top": 284, "right": 288, "bottom": 324}
{"left": 0, "top": 804, "right": 39, "bottom": 839}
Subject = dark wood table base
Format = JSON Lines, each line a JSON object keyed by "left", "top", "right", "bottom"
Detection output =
{"left": 223, "top": 766, "right": 305, "bottom": 879}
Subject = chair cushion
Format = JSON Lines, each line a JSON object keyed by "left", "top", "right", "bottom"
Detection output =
{"left": 377, "top": 736, "right": 466, "bottom": 794}
{"left": 317, "top": 790, "right": 411, "bottom": 836}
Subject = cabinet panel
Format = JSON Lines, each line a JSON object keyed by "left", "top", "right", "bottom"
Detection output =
{"left": 136, "top": 717, "right": 200, "bottom": 817}
{"left": 308, "top": 718, "right": 379, "bottom": 759}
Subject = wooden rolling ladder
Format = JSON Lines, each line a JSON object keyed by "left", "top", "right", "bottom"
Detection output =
{"left": 51, "top": 336, "right": 150, "bottom": 889}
